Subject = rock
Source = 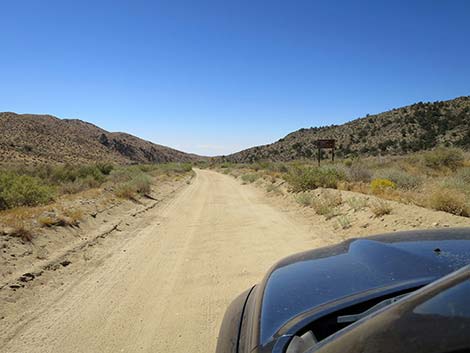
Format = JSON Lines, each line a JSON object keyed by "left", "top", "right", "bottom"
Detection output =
{"left": 19, "top": 273, "right": 35, "bottom": 282}
{"left": 360, "top": 223, "right": 369, "bottom": 228}
{"left": 432, "top": 222, "right": 440, "bottom": 227}
{"left": 3, "top": 227, "right": 16, "bottom": 236}
{"left": 60, "top": 260, "right": 72, "bottom": 267}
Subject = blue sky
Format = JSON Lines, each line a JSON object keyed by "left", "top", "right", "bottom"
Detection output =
{"left": 1, "top": 0, "right": 469, "bottom": 156}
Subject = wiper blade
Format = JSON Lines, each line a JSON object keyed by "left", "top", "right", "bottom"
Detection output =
{"left": 337, "top": 293, "right": 409, "bottom": 324}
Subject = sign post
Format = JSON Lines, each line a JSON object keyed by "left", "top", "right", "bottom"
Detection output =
{"left": 314, "top": 139, "right": 336, "bottom": 166}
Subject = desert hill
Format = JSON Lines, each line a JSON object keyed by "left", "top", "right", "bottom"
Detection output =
{"left": 0, "top": 112, "right": 198, "bottom": 165}
{"left": 225, "top": 96, "right": 470, "bottom": 162}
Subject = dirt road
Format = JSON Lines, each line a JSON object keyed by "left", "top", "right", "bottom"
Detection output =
{"left": 2, "top": 169, "right": 325, "bottom": 353}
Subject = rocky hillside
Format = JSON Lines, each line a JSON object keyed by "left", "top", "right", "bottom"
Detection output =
{"left": 0, "top": 112, "right": 199, "bottom": 165}
{"left": 226, "top": 96, "right": 470, "bottom": 162}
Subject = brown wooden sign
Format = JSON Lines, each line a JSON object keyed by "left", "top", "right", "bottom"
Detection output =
{"left": 314, "top": 139, "right": 336, "bottom": 165}
{"left": 315, "top": 139, "right": 336, "bottom": 148}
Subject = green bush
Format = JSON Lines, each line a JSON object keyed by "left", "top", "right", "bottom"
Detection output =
{"left": 96, "top": 163, "right": 114, "bottom": 175}
{"left": 285, "top": 165, "right": 345, "bottom": 192}
{"left": 422, "top": 147, "right": 464, "bottom": 170}
{"left": 114, "top": 173, "right": 152, "bottom": 199}
{"left": 0, "top": 172, "right": 54, "bottom": 209}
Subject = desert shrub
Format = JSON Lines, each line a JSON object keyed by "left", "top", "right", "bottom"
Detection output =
{"left": 129, "top": 174, "right": 152, "bottom": 194}
{"left": 347, "top": 197, "right": 368, "bottom": 211}
{"left": 8, "top": 227, "right": 34, "bottom": 242}
{"left": 337, "top": 215, "right": 351, "bottom": 229}
{"left": 252, "top": 161, "right": 271, "bottom": 171}
{"left": 60, "top": 180, "right": 87, "bottom": 194}
{"left": 160, "top": 163, "right": 192, "bottom": 174}
{"left": 114, "top": 174, "right": 152, "bottom": 199}
{"left": 241, "top": 174, "right": 259, "bottom": 184}
{"left": 374, "top": 168, "right": 421, "bottom": 190}
{"left": 428, "top": 188, "right": 469, "bottom": 217}
{"left": 443, "top": 167, "right": 470, "bottom": 193}
{"left": 266, "top": 184, "right": 282, "bottom": 195}
{"left": 422, "top": 147, "right": 464, "bottom": 170}
{"left": 110, "top": 166, "right": 142, "bottom": 183}
{"left": 370, "top": 178, "right": 397, "bottom": 194}
{"left": 286, "top": 165, "right": 345, "bottom": 192}
{"left": 0, "top": 172, "right": 54, "bottom": 209}
{"left": 456, "top": 167, "right": 470, "bottom": 184}
{"left": 347, "top": 163, "right": 372, "bottom": 182}
{"left": 271, "top": 163, "right": 289, "bottom": 173}
{"left": 112, "top": 167, "right": 152, "bottom": 199}
{"left": 370, "top": 199, "right": 392, "bottom": 217}
{"left": 96, "top": 163, "right": 114, "bottom": 175}
{"left": 220, "top": 162, "right": 233, "bottom": 169}
{"left": 311, "top": 191, "right": 343, "bottom": 219}
{"left": 295, "top": 193, "right": 313, "bottom": 207}
{"left": 63, "top": 208, "right": 84, "bottom": 223}
{"left": 114, "top": 183, "right": 137, "bottom": 199}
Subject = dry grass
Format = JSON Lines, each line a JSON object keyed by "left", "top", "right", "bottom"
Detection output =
{"left": 10, "top": 227, "right": 34, "bottom": 242}
{"left": 428, "top": 188, "right": 469, "bottom": 217}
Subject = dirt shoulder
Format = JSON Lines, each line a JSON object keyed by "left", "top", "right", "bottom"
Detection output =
{"left": 222, "top": 168, "right": 470, "bottom": 240}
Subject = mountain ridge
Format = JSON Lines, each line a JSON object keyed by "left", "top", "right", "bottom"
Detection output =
{"left": 224, "top": 96, "right": 470, "bottom": 162}
{"left": 0, "top": 112, "right": 200, "bottom": 166}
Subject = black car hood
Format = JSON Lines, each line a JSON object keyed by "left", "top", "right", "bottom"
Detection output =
{"left": 256, "top": 228, "right": 470, "bottom": 347}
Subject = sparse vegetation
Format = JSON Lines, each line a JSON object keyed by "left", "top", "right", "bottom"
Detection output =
{"left": 266, "top": 184, "right": 282, "bottom": 195}
{"left": 294, "top": 193, "right": 313, "bottom": 207}
{"left": 8, "top": 226, "right": 34, "bottom": 242}
{"left": 337, "top": 215, "right": 351, "bottom": 229}
{"left": 347, "top": 197, "right": 368, "bottom": 212}
{"left": 346, "top": 163, "right": 372, "bottom": 182}
{"left": 421, "top": 147, "right": 464, "bottom": 170}
{"left": 311, "top": 191, "right": 343, "bottom": 219}
{"left": 212, "top": 146, "right": 470, "bottom": 219}
{"left": 285, "top": 165, "right": 345, "bottom": 192}
{"left": 374, "top": 168, "right": 421, "bottom": 190}
{"left": 241, "top": 173, "right": 259, "bottom": 184}
{"left": 0, "top": 163, "right": 193, "bottom": 209}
